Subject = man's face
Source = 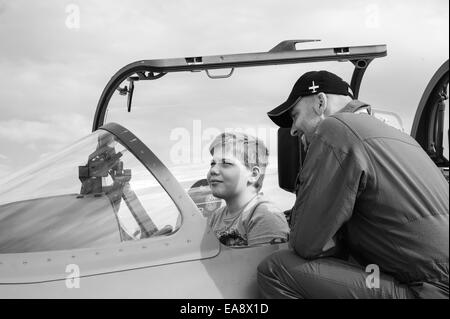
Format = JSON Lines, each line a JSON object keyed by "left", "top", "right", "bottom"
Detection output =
{"left": 206, "top": 145, "right": 252, "bottom": 200}
{"left": 289, "top": 95, "right": 322, "bottom": 145}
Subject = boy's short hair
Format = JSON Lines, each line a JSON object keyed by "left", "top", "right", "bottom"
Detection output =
{"left": 209, "top": 132, "right": 269, "bottom": 191}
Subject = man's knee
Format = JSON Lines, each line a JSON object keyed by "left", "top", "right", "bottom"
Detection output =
{"left": 258, "top": 252, "right": 415, "bottom": 299}
{"left": 257, "top": 250, "right": 303, "bottom": 298}
{"left": 258, "top": 250, "right": 364, "bottom": 298}
{"left": 257, "top": 249, "right": 310, "bottom": 284}
{"left": 258, "top": 249, "right": 303, "bottom": 276}
{"left": 256, "top": 252, "right": 274, "bottom": 277}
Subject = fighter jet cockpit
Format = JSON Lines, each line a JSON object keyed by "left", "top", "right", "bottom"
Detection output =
{"left": 0, "top": 42, "right": 394, "bottom": 255}
{"left": 0, "top": 39, "right": 447, "bottom": 298}
{"left": 0, "top": 128, "right": 182, "bottom": 254}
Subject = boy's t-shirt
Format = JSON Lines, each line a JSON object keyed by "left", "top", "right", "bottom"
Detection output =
{"left": 207, "top": 195, "right": 289, "bottom": 246}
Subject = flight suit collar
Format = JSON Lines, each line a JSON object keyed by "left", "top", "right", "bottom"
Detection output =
{"left": 338, "top": 100, "right": 371, "bottom": 114}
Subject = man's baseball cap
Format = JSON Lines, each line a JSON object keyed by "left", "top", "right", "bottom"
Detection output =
{"left": 267, "top": 70, "right": 354, "bottom": 128}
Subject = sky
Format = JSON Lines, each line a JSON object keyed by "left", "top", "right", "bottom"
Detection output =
{"left": 0, "top": 0, "right": 448, "bottom": 181}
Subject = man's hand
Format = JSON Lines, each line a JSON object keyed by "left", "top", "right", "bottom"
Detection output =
{"left": 283, "top": 209, "right": 292, "bottom": 227}
{"left": 317, "top": 235, "right": 349, "bottom": 260}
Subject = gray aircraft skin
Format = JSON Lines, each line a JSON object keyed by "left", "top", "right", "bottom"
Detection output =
{"left": 0, "top": 41, "right": 447, "bottom": 298}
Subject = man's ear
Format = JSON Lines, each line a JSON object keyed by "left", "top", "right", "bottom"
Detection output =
{"left": 313, "top": 92, "right": 328, "bottom": 116}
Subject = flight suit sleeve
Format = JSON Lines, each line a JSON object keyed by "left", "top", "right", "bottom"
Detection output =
{"left": 289, "top": 133, "right": 366, "bottom": 260}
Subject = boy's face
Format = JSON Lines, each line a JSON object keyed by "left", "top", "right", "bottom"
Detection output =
{"left": 207, "top": 145, "right": 253, "bottom": 200}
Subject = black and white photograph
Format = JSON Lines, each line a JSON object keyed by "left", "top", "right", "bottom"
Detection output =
{"left": 0, "top": 0, "right": 448, "bottom": 305}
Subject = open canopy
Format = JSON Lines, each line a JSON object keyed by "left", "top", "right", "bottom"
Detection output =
{"left": 93, "top": 40, "right": 387, "bottom": 131}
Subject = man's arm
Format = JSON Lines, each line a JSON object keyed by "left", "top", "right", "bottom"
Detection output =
{"left": 290, "top": 133, "right": 366, "bottom": 259}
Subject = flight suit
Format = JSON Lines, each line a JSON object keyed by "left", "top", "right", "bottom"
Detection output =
{"left": 258, "top": 101, "right": 449, "bottom": 299}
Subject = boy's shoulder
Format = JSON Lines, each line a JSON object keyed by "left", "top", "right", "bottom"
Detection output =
{"left": 208, "top": 195, "right": 283, "bottom": 226}
{"left": 242, "top": 195, "right": 282, "bottom": 219}
{"left": 241, "top": 195, "right": 289, "bottom": 236}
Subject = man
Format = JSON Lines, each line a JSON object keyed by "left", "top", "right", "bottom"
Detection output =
{"left": 257, "top": 70, "right": 449, "bottom": 298}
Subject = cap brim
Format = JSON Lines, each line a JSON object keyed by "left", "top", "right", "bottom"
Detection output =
{"left": 267, "top": 98, "right": 297, "bottom": 128}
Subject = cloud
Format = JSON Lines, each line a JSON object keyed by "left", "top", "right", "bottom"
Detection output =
{"left": 0, "top": 2, "right": 6, "bottom": 16}
{"left": 0, "top": 163, "right": 13, "bottom": 181}
{"left": 0, "top": 113, "right": 90, "bottom": 145}
{"left": 0, "top": 0, "right": 448, "bottom": 172}
{"left": 0, "top": 154, "right": 10, "bottom": 180}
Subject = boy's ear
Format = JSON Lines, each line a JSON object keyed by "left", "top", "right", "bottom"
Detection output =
{"left": 248, "top": 166, "right": 261, "bottom": 184}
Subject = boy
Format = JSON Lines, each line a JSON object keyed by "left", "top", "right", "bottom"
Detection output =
{"left": 207, "top": 132, "right": 289, "bottom": 246}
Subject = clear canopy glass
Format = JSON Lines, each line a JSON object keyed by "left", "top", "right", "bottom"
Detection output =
{"left": 0, "top": 130, "right": 181, "bottom": 253}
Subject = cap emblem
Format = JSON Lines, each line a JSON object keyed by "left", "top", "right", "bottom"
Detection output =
{"left": 309, "top": 81, "right": 319, "bottom": 93}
